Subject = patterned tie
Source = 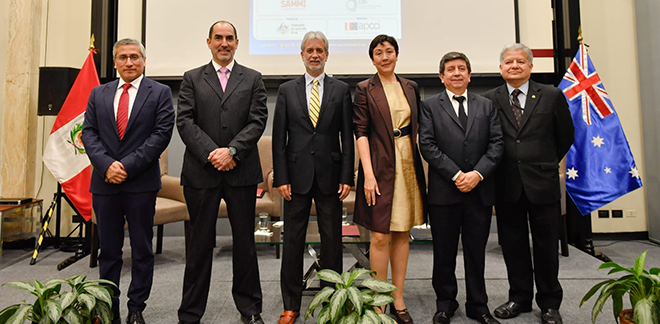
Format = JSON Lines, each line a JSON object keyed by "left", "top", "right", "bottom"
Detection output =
{"left": 453, "top": 95, "right": 467, "bottom": 130}
{"left": 219, "top": 67, "right": 229, "bottom": 91}
{"left": 309, "top": 79, "right": 320, "bottom": 127}
{"left": 117, "top": 83, "right": 131, "bottom": 139}
{"left": 511, "top": 88, "right": 523, "bottom": 126}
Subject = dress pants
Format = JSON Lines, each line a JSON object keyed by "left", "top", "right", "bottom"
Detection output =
{"left": 429, "top": 191, "right": 492, "bottom": 318}
{"left": 93, "top": 191, "right": 157, "bottom": 317}
{"left": 178, "top": 182, "right": 262, "bottom": 323}
{"left": 495, "top": 190, "right": 563, "bottom": 311}
{"left": 280, "top": 179, "right": 342, "bottom": 312}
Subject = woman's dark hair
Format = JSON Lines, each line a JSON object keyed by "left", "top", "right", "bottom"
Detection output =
{"left": 368, "top": 34, "right": 398, "bottom": 60}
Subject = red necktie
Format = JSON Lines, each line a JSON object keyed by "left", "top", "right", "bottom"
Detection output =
{"left": 117, "top": 83, "right": 130, "bottom": 139}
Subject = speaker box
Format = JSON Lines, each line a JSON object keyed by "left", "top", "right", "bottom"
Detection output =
{"left": 38, "top": 67, "right": 80, "bottom": 116}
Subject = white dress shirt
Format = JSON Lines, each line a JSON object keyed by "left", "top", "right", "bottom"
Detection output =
{"left": 114, "top": 74, "right": 144, "bottom": 123}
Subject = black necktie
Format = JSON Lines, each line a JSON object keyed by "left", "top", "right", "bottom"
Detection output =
{"left": 511, "top": 89, "right": 523, "bottom": 126}
{"left": 454, "top": 95, "right": 467, "bottom": 130}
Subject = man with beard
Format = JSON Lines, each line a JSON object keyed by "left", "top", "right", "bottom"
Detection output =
{"left": 272, "top": 31, "right": 354, "bottom": 324}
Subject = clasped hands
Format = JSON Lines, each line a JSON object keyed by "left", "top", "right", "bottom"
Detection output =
{"left": 455, "top": 171, "right": 480, "bottom": 193}
{"left": 208, "top": 147, "right": 236, "bottom": 172}
{"left": 105, "top": 161, "right": 127, "bottom": 184}
{"left": 278, "top": 183, "right": 351, "bottom": 201}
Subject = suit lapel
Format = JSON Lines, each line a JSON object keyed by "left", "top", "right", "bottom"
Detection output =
{"left": 203, "top": 62, "right": 224, "bottom": 101}
{"left": 221, "top": 62, "right": 244, "bottom": 105}
{"left": 317, "top": 76, "right": 334, "bottom": 126}
{"left": 124, "top": 77, "right": 152, "bottom": 136}
{"left": 103, "top": 80, "right": 120, "bottom": 139}
{"left": 368, "top": 75, "right": 394, "bottom": 141}
{"left": 519, "top": 80, "right": 541, "bottom": 130}
{"left": 496, "top": 84, "right": 519, "bottom": 131}
{"left": 465, "top": 92, "right": 477, "bottom": 135}
{"left": 439, "top": 91, "right": 463, "bottom": 132}
{"left": 295, "top": 76, "right": 312, "bottom": 127}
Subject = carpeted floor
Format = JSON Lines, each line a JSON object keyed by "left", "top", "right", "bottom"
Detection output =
{"left": 1, "top": 235, "right": 659, "bottom": 324}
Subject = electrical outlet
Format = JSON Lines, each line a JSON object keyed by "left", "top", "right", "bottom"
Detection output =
{"left": 598, "top": 210, "right": 609, "bottom": 218}
{"left": 612, "top": 210, "right": 623, "bottom": 218}
{"left": 625, "top": 210, "right": 637, "bottom": 217}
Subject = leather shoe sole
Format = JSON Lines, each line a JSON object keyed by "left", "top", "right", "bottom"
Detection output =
{"left": 467, "top": 313, "right": 501, "bottom": 324}
{"left": 493, "top": 301, "right": 532, "bottom": 319}
{"left": 541, "top": 309, "right": 563, "bottom": 324}
{"left": 432, "top": 310, "right": 451, "bottom": 324}
{"left": 278, "top": 310, "right": 299, "bottom": 324}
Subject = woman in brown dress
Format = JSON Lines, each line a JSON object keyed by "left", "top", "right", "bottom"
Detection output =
{"left": 353, "top": 34, "right": 427, "bottom": 324}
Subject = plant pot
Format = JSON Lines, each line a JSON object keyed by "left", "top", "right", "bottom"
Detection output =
{"left": 619, "top": 309, "right": 634, "bottom": 324}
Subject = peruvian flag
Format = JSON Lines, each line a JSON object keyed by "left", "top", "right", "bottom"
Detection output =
{"left": 43, "top": 50, "right": 99, "bottom": 221}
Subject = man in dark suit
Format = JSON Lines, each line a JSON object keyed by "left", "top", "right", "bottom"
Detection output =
{"left": 482, "top": 43, "right": 573, "bottom": 324}
{"left": 419, "top": 52, "right": 503, "bottom": 324}
{"left": 82, "top": 38, "right": 175, "bottom": 324}
{"left": 272, "top": 31, "right": 354, "bottom": 324}
{"left": 176, "top": 21, "right": 268, "bottom": 324}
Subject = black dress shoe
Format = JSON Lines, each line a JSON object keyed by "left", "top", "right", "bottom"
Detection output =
{"left": 126, "top": 311, "right": 145, "bottom": 324}
{"left": 541, "top": 309, "right": 563, "bottom": 324}
{"left": 111, "top": 318, "right": 122, "bottom": 324}
{"left": 432, "top": 310, "right": 451, "bottom": 324}
{"left": 177, "top": 321, "right": 200, "bottom": 324}
{"left": 493, "top": 301, "right": 532, "bottom": 319}
{"left": 389, "top": 305, "right": 413, "bottom": 324}
{"left": 468, "top": 313, "right": 501, "bottom": 324}
{"left": 241, "top": 314, "right": 265, "bottom": 324}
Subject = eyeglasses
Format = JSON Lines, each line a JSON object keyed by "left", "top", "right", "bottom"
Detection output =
{"left": 115, "top": 54, "right": 142, "bottom": 62}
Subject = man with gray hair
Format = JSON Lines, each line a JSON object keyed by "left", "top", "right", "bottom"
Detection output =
{"left": 272, "top": 30, "right": 353, "bottom": 324}
{"left": 482, "top": 43, "right": 574, "bottom": 324}
{"left": 82, "top": 38, "right": 175, "bottom": 324}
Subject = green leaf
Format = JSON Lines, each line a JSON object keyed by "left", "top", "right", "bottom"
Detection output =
{"left": 649, "top": 267, "right": 660, "bottom": 276}
{"left": 581, "top": 279, "right": 615, "bottom": 305}
{"left": 346, "top": 286, "right": 362, "bottom": 315}
{"left": 318, "top": 305, "right": 332, "bottom": 324}
{"left": 591, "top": 282, "right": 616, "bottom": 324}
{"left": 60, "top": 291, "right": 77, "bottom": 311}
{"left": 612, "top": 290, "right": 623, "bottom": 322}
{"left": 62, "top": 308, "right": 83, "bottom": 324}
{"left": 44, "top": 279, "right": 67, "bottom": 290}
{"left": 0, "top": 305, "right": 20, "bottom": 324}
{"left": 634, "top": 297, "right": 653, "bottom": 324}
{"left": 340, "top": 312, "right": 359, "bottom": 324}
{"left": 370, "top": 294, "right": 395, "bottom": 307}
{"left": 43, "top": 299, "right": 62, "bottom": 323}
{"left": 78, "top": 294, "right": 96, "bottom": 311}
{"left": 347, "top": 269, "right": 373, "bottom": 287}
{"left": 363, "top": 309, "right": 380, "bottom": 322}
{"left": 359, "top": 278, "right": 396, "bottom": 293}
{"left": 6, "top": 304, "right": 31, "bottom": 324}
{"left": 69, "top": 276, "right": 86, "bottom": 287}
{"left": 318, "top": 269, "right": 344, "bottom": 285}
{"left": 633, "top": 251, "right": 648, "bottom": 278}
{"left": 94, "top": 301, "right": 112, "bottom": 324}
{"left": 329, "top": 288, "right": 348, "bottom": 322}
{"left": 360, "top": 290, "right": 374, "bottom": 305}
{"left": 3, "top": 281, "right": 37, "bottom": 293}
{"left": 305, "top": 286, "right": 335, "bottom": 320}
{"left": 341, "top": 272, "right": 352, "bottom": 287}
{"left": 82, "top": 279, "right": 116, "bottom": 288}
{"left": 84, "top": 286, "right": 112, "bottom": 306}
{"left": 378, "top": 313, "right": 397, "bottom": 324}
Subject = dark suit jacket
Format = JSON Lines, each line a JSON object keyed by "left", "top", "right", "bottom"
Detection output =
{"left": 482, "top": 80, "right": 574, "bottom": 204}
{"left": 82, "top": 77, "right": 175, "bottom": 194}
{"left": 353, "top": 74, "right": 427, "bottom": 234}
{"left": 419, "top": 91, "right": 503, "bottom": 206}
{"left": 272, "top": 75, "right": 354, "bottom": 194}
{"left": 177, "top": 61, "right": 268, "bottom": 188}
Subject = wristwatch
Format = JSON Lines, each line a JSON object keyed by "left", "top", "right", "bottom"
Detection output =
{"left": 227, "top": 146, "right": 237, "bottom": 156}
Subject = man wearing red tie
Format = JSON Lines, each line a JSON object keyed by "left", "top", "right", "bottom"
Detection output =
{"left": 82, "top": 38, "right": 175, "bottom": 324}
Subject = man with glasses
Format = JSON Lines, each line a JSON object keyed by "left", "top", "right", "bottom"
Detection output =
{"left": 82, "top": 38, "right": 175, "bottom": 324}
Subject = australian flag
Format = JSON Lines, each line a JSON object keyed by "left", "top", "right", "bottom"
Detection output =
{"left": 558, "top": 43, "right": 642, "bottom": 215}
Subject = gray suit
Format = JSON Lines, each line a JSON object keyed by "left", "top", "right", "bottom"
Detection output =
{"left": 177, "top": 61, "right": 268, "bottom": 322}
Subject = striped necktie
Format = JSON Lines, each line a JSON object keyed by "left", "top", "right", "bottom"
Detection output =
{"left": 309, "top": 78, "right": 320, "bottom": 127}
{"left": 117, "top": 83, "right": 130, "bottom": 139}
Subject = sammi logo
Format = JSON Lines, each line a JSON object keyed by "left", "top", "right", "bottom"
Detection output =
{"left": 281, "top": 1, "right": 306, "bottom": 8}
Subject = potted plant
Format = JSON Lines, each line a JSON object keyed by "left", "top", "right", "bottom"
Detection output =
{"left": 0, "top": 275, "right": 116, "bottom": 324}
{"left": 305, "top": 268, "right": 398, "bottom": 324}
{"left": 581, "top": 250, "right": 660, "bottom": 324}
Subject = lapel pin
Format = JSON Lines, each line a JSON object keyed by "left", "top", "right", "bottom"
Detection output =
{"left": 531, "top": 95, "right": 536, "bottom": 99}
